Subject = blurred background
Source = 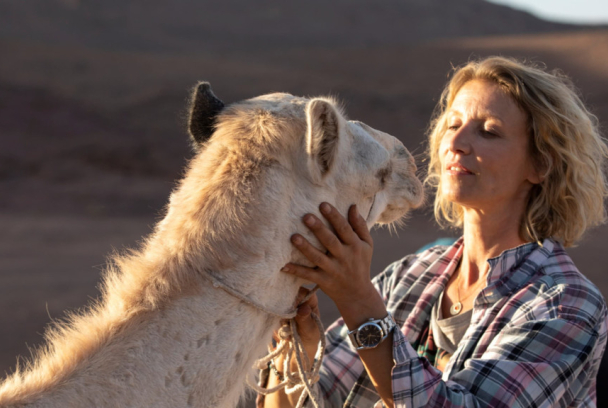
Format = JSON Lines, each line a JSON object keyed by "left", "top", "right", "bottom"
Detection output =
{"left": 1, "top": 0, "right": 607, "bottom": 406}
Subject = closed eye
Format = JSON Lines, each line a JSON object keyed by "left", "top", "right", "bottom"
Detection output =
{"left": 481, "top": 128, "right": 499, "bottom": 138}
{"left": 376, "top": 165, "right": 392, "bottom": 187}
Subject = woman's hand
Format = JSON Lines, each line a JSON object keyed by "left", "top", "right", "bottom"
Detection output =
{"left": 278, "top": 202, "right": 395, "bottom": 408}
{"left": 278, "top": 287, "right": 321, "bottom": 365}
{"left": 266, "top": 287, "right": 321, "bottom": 407}
{"left": 281, "top": 202, "right": 384, "bottom": 324}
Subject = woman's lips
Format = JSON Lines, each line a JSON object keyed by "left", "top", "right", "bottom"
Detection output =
{"left": 445, "top": 163, "right": 475, "bottom": 175}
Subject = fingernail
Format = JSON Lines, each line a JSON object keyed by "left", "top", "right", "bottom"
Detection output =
{"left": 292, "top": 235, "right": 303, "bottom": 245}
{"left": 320, "top": 203, "right": 331, "bottom": 214}
{"left": 304, "top": 215, "right": 316, "bottom": 226}
{"left": 281, "top": 266, "right": 291, "bottom": 273}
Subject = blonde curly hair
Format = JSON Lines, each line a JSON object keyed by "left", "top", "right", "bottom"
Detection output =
{"left": 426, "top": 56, "right": 608, "bottom": 247}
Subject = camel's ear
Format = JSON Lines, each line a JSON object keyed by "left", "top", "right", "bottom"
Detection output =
{"left": 188, "top": 82, "right": 225, "bottom": 146}
{"left": 305, "top": 98, "right": 343, "bottom": 181}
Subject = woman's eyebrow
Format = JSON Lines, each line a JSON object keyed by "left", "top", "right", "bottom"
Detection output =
{"left": 448, "top": 108, "right": 505, "bottom": 125}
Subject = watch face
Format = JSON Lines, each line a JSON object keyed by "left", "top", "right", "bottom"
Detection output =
{"left": 357, "top": 323, "right": 383, "bottom": 347}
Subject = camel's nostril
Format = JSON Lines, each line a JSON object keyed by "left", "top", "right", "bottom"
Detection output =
{"left": 409, "top": 156, "right": 417, "bottom": 172}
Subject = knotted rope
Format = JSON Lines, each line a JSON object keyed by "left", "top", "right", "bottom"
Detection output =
{"left": 246, "top": 288, "right": 326, "bottom": 408}
{"left": 202, "top": 270, "right": 325, "bottom": 407}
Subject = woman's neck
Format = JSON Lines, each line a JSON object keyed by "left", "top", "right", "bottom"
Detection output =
{"left": 460, "top": 207, "right": 527, "bottom": 286}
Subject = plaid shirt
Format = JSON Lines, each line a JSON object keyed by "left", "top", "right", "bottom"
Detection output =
{"left": 311, "top": 238, "right": 607, "bottom": 407}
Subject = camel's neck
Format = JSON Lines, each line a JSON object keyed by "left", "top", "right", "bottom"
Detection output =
{"left": 28, "top": 283, "right": 277, "bottom": 408}
{"left": 4, "top": 186, "right": 309, "bottom": 407}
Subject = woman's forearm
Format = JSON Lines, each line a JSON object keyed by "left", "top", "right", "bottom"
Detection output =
{"left": 358, "top": 339, "right": 395, "bottom": 407}
{"left": 337, "top": 289, "right": 395, "bottom": 407}
{"left": 265, "top": 306, "right": 395, "bottom": 408}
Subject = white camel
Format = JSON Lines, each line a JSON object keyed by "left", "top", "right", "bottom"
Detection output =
{"left": 0, "top": 83, "right": 424, "bottom": 407}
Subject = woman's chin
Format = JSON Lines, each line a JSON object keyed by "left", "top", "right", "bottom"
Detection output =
{"left": 443, "top": 189, "right": 469, "bottom": 204}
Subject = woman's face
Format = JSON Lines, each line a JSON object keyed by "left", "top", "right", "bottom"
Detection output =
{"left": 439, "top": 79, "right": 540, "bottom": 215}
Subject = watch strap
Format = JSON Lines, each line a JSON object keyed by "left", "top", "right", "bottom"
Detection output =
{"left": 347, "top": 312, "right": 396, "bottom": 349}
{"left": 378, "top": 312, "right": 396, "bottom": 335}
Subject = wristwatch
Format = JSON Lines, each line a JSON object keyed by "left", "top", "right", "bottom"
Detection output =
{"left": 347, "top": 312, "right": 396, "bottom": 350}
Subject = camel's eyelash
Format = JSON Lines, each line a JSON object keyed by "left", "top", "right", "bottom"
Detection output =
{"left": 376, "top": 166, "right": 392, "bottom": 186}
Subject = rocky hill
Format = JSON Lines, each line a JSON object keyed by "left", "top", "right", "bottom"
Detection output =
{"left": 0, "top": 0, "right": 582, "bottom": 53}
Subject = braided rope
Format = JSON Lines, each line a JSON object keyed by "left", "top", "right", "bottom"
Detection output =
{"left": 247, "top": 309, "right": 325, "bottom": 408}
{"left": 246, "top": 286, "right": 325, "bottom": 408}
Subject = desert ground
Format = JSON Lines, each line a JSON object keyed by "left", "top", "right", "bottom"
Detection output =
{"left": 1, "top": 2, "right": 607, "bottom": 405}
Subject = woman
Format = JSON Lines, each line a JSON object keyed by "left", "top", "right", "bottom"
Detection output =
{"left": 263, "top": 57, "right": 608, "bottom": 407}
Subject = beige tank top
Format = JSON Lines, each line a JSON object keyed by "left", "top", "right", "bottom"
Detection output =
{"left": 430, "top": 291, "right": 472, "bottom": 355}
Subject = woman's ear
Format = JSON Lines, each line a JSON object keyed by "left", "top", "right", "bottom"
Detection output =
{"left": 527, "top": 168, "right": 543, "bottom": 185}
{"left": 528, "top": 154, "right": 549, "bottom": 185}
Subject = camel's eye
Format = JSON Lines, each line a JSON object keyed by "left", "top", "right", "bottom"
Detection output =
{"left": 376, "top": 166, "right": 391, "bottom": 187}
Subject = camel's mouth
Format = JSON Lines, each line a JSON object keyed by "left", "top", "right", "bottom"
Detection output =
{"left": 370, "top": 179, "right": 425, "bottom": 225}
{"left": 405, "top": 178, "right": 425, "bottom": 210}
{"left": 365, "top": 194, "right": 377, "bottom": 222}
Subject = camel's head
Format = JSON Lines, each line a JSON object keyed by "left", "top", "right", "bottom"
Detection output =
{"left": 183, "top": 82, "right": 424, "bottom": 271}
{"left": 298, "top": 97, "right": 424, "bottom": 228}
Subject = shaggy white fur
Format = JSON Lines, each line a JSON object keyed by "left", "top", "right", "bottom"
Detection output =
{"left": 0, "top": 87, "right": 423, "bottom": 407}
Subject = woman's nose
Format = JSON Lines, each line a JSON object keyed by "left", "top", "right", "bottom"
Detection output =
{"left": 445, "top": 124, "right": 472, "bottom": 155}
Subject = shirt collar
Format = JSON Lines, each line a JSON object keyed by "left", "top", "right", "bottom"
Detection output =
{"left": 442, "top": 237, "right": 555, "bottom": 305}
{"left": 487, "top": 240, "right": 539, "bottom": 281}
{"left": 483, "top": 238, "right": 554, "bottom": 303}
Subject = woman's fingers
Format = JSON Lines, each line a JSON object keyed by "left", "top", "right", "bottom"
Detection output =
{"left": 295, "top": 286, "right": 319, "bottom": 309}
{"left": 291, "top": 288, "right": 321, "bottom": 347}
{"left": 302, "top": 213, "right": 345, "bottom": 258}
{"left": 290, "top": 233, "right": 336, "bottom": 271}
{"left": 281, "top": 262, "right": 328, "bottom": 286}
{"left": 299, "top": 203, "right": 370, "bottom": 259}
{"left": 348, "top": 204, "right": 373, "bottom": 247}
{"left": 285, "top": 203, "right": 375, "bottom": 315}
{"left": 319, "top": 203, "right": 360, "bottom": 245}
{"left": 295, "top": 286, "right": 311, "bottom": 305}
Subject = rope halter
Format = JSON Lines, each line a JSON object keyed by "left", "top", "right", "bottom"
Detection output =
{"left": 202, "top": 270, "right": 325, "bottom": 408}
